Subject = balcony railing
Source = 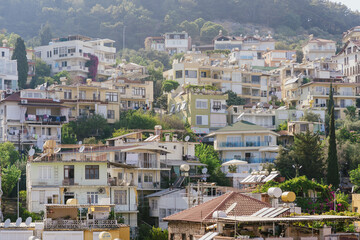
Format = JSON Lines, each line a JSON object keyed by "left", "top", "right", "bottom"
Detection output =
{"left": 44, "top": 219, "right": 119, "bottom": 230}
{"left": 222, "top": 158, "right": 276, "bottom": 164}
{"left": 218, "top": 141, "right": 271, "bottom": 148}
{"left": 25, "top": 115, "right": 67, "bottom": 124}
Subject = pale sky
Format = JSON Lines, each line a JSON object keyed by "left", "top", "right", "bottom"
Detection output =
{"left": 331, "top": 0, "right": 360, "bottom": 11}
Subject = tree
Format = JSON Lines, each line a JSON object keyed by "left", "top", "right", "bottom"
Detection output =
{"left": 144, "top": 227, "right": 168, "bottom": 240}
{"left": 39, "top": 23, "right": 53, "bottom": 46}
{"left": 61, "top": 123, "right": 77, "bottom": 144}
{"left": 53, "top": 71, "right": 71, "bottom": 84}
{"left": 327, "top": 106, "right": 340, "bottom": 187}
{"left": 0, "top": 142, "right": 20, "bottom": 168}
{"left": 350, "top": 164, "right": 360, "bottom": 187}
{"left": 274, "top": 146, "right": 296, "bottom": 178}
{"left": 30, "top": 59, "right": 53, "bottom": 88}
{"left": 85, "top": 54, "right": 99, "bottom": 81}
{"left": 195, "top": 143, "right": 230, "bottom": 186}
{"left": 12, "top": 37, "right": 28, "bottom": 89}
{"left": 344, "top": 106, "right": 357, "bottom": 121}
{"left": 2, "top": 165, "right": 21, "bottom": 197}
{"left": 114, "top": 110, "right": 159, "bottom": 130}
{"left": 300, "top": 110, "right": 321, "bottom": 122}
{"left": 290, "top": 131, "right": 325, "bottom": 181}
{"left": 326, "top": 83, "right": 334, "bottom": 136}
{"left": 162, "top": 80, "right": 179, "bottom": 93}
{"left": 225, "top": 90, "right": 245, "bottom": 106}
{"left": 200, "top": 21, "right": 227, "bottom": 43}
{"left": 112, "top": 128, "right": 130, "bottom": 138}
{"left": 68, "top": 114, "right": 112, "bottom": 141}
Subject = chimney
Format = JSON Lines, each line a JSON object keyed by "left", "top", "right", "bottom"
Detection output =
{"left": 2, "top": 39, "right": 7, "bottom": 47}
{"left": 154, "top": 125, "right": 162, "bottom": 137}
{"left": 172, "top": 134, "right": 178, "bottom": 142}
{"left": 165, "top": 133, "right": 170, "bottom": 142}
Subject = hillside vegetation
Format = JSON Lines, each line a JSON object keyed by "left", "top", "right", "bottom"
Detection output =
{"left": 1, "top": 0, "right": 359, "bottom": 49}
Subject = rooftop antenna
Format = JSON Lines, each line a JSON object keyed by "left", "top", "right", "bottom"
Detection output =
{"left": 25, "top": 217, "right": 32, "bottom": 226}
{"left": 15, "top": 217, "right": 22, "bottom": 227}
{"left": 4, "top": 219, "right": 10, "bottom": 228}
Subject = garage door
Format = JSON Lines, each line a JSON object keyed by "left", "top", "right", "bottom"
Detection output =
{"left": 0, "top": 230, "right": 34, "bottom": 240}
{"left": 43, "top": 231, "right": 83, "bottom": 240}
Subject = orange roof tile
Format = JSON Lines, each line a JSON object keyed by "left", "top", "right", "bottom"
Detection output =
{"left": 163, "top": 191, "right": 270, "bottom": 223}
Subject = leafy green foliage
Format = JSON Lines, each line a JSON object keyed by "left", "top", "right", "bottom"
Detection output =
{"left": 276, "top": 121, "right": 288, "bottom": 131}
{"left": 53, "top": 71, "right": 71, "bottom": 84}
{"left": 112, "top": 128, "right": 131, "bottom": 138}
{"left": 39, "top": 23, "right": 53, "bottom": 46}
{"left": 200, "top": 21, "right": 227, "bottom": 43}
{"left": 30, "top": 59, "right": 53, "bottom": 88}
{"left": 11, "top": 37, "right": 28, "bottom": 89}
{"left": 225, "top": 90, "right": 245, "bottom": 106}
{"left": 275, "top": 131, "right": 324, "bottom": 181}
{"left": 0, "top": 142, "right": 19, "bottom": 167}
{"left": 162, "top": 80, "right": 179, "bottom": 93}
{"left": 67, "top": 114, "right": 112, "bottom": 141}
{"left": 61, "top": 123, "right": 77, "bottom": 144}
{"left": 300, "top": 110, "right": 321, "bottom": 122}
{"left": 115, "top": 110, "right": 159, "bottom": 130}
{"left": 349, "top": 164, "right": 360, "bottom": 187}
{"left": 2, "top": 165, "right": 21, "bottom": 197}
{"left": 195, "top": 143, "right": 230, "bottom": 186}
{"left": 144, "top": 227, "right": 168, "bottom": 240}
{"left": 344, "top": 106, "right": 357, "bottom": 121}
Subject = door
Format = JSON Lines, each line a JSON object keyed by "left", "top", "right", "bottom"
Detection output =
{"left": 64, "top": 165, "right": 74, "bottom": 185}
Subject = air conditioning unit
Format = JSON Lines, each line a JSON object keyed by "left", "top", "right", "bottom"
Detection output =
{"left": 98, "top": 187, "right": 105, "bottom": 194}
{"left": 21, "top": 99, "right": 28, "bottom": 104}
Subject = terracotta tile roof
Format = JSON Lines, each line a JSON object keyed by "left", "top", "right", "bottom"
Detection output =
{"left": 163, "top": 191, "right": 270, "bottom": 223}
{"left": 1, "top": 92, "right": 20, "bottom": 102}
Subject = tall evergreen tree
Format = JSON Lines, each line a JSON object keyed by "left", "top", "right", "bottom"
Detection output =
{"left": 12, "top": 37, "right": 28, "bottom": 89}
{"left": 326, "top": 83, "right": 334, "bottom": 136}
{"left": 327, "top": 106, "right": 340, "bottom": 187}
{"left": 39, "top": 23, "right": 53, "bottom": 46}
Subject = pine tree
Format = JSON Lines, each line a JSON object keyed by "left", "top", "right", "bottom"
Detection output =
{"left": 327, "top": 106, "right": 340, "bottom": 187}
{"left": 12, "top": 37, "right": 28, "bottom": 89}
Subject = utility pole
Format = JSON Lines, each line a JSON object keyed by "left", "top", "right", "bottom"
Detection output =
{"left": 123, "top": 26, "right": 126, "bottom": 50}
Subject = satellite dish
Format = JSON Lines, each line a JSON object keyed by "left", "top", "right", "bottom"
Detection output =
{"left": 79, "top": 146, "right": 85, "bottom": 153}
{"left": 184, "top": 136, "right": 190, "bottom": 142}
{"left": 54, "top": 147, "right": 61, "bottom": 153}
{"left": 25, "top": 217, "right": 32, "bottom": 226}
{"left": 78, "top": 141, "right": 83, "bottom": 145}
{"left": 180, "top": 164, "right": 190, "bottom": 172}
{"left": 4, "top": 219, "right": 10, "bottom": 228}
{"left": 29, "top": 148, "right": 35, "bottom": 157}
{"left": 202, "top": 167, "right": 208, "bottom": 174}
{"left": 16, "top": 217, "right": 22, "bottom": 227}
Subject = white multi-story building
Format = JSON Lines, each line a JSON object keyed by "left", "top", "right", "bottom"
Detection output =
{"left": 214, "top": 33, "right": 275, "bottom": 51}
{"left": 164, "top": 32, "right": 191, "bottom": 55}
{"left": 34, "top": 35, "right": 116, "bottom": 81}
{"left": 0, "top": 89, "right": 68, "bottom": 150}
{"left": 302, "top": 36, "right": 336, "bottom": 61}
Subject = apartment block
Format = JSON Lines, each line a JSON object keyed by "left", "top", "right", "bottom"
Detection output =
{"left": 263, "top": 50, "right": 296, "bottom": 67}
{"left": 168, "top": 88, "right": 228, "bottom": 135}
{"left": 164, "top": 53, "right": 271, "bottom": 104}
{"left": 0, "top": 89, "right": 68, "bottom": 150}
{"left": 213, "top": 32, "right": 275, "bottom": 51}
{"left": 34, "top": 35, "right": 116, "bottom": 81}
{"left": 302, "top": 36, "right": 336, "bottom": 61}
{"left": 144, "top": 32, "right": 191, "bottom": 55}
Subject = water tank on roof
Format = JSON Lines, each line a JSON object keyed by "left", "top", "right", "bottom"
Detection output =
{"left": 281, "top": 192, "right": 296, "bottom": 202}
{"left": 66, "top": 198, "right": 78, "bottom": 205}
{"left": 267, "top": 187, "right": 282, "bottom": 198}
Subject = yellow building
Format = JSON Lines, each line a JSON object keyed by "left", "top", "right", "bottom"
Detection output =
{"left": 168, "top": 86, "right": 228, "bottom": 135}
{"left": 164, "top": 53, "right": 271, "bottom": 104}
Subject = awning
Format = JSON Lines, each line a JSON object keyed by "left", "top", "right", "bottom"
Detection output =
{"left": 285, "top": 77, "right": 299, "bottom": 85}
{"left": 109, "top": 161, "right": 138, "bottom": 169}
{"left": 161, "top": 160, "right": 207, "bottom": 167}
{"left": 122, "top": 145, "right": 173, "bottom": 154}
{"left": 259, "top": 146, "right": 279, "bottom": 152}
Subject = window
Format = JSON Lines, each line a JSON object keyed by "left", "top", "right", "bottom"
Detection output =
{"left": 85, "top": 165, "right": 99, "bottom": 179}
{"left": 1, "top": 51, "right": 4, "bottom": 57}
{"left": 151, "top": 199, "right": 158, "bottom": 210}
{"left": 170, "top": 104, "right": 175, "bottom": 113}
{"left": 196, "top": 99, "right": 208, "bottom": 109}
{"left": 175, "top": 70, "right": 183, "bottom": 78}
{"left": 59, "top": 47, "right": 67, "bottom": 57}
{"left": 47, "top": 128, "right": 51, "bottom": 136}
{"left": 261, "top": 91, "right": 267, "bottom": 97}
{"left": 196, "top": 115, "right": 208, "bottom": 125}
{"left": 119, "top": 86, "right": 126, "bottom": 94}
{"left": 53, "top": 48, "right": 58, "bottom": 55}
{"left": 201, "top": 71, "right": 207, "bottom": 77}
{"left": 107, "top": 110, "right": 115, "bottom": 119}
{"left": 87, "top": 192, "right": 98, "bottom": 204}
{"left": 132, "top": 87, "right": 145, "bottom": 96}
{"left": 144, "top": 173, "right": 153, "bottom": 183}
{"left": 170, "top": 234, "right": 175, "bottom": 240}
{"left": 64, "top": 90, "right": 72, "bottom": 99}
{"left": 68, "top": 47, "right": 76, "bottom": 54}
{"left": 114, "top": 190, "right": 127, "bottom": 205}
{"left": 79, "top": 91, "right": 86, "bottom": 99}
{"left": 106, "top": 92, "right": 118, "bottom": 102}
{"left": 39, "top": 191, "right": 45, "bottom": 204}
{"left": 61, "top": 61, "right": 67, "bottom": 67}
{"left": 182, "top": 234, "right": 186, "bottom": 240}
{"left": 251, "top": 75, "right": 260, "bottom": 84}
{"left": 185, "top": 70, "right": 197, "bottom": 78}
{"left": 212, "top": 101, "right": 221, "bottom": 110}
{"left": 39, "top": 166, "right": 52, "bottom": 180}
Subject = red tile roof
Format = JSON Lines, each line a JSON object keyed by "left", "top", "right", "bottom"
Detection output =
{"left": 163, "top": 191, "right": 270, "bottom": 223}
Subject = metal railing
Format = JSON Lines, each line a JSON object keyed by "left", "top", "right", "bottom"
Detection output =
{"left": 218, "top": 141, "right": 271, "bottom": 148}
{"left": 222, "top": 158, "right": 276, "bottom": 164}
{"left": 44, "top": 219, "right": 119, "bottom": 230}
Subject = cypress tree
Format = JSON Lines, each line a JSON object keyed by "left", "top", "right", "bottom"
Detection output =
{"left": 12, "top": 37, "right": 28, "bottom": 89}
{"left": 325, "top": 83, "right": 334, "bottom": 136}
{"left": 327, "top": 105, "right": 339, "bottom": 187}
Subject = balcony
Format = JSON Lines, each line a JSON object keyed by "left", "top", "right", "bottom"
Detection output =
{"left": 138, "top": 182, "right": 161, "bottom": 190}
{"left": 108, "top": 178, "right": 135, "bottom": 187}
{"left": 55, "top": 65, "right": 88, "bottom": 72}
{"left": 218, "top": 141, "right": 271, "bottom": 148}
{"left": 25, "top": 115, "right": 67, "bottom": 124}
{"left": 44, "top": 219, "right": 119, "bottom": 230}
{"left": 62, "top": 179, "right": 75, "bottom": 186}
{"left": 222, "top": 158, "right": 276, "bottom": 164}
